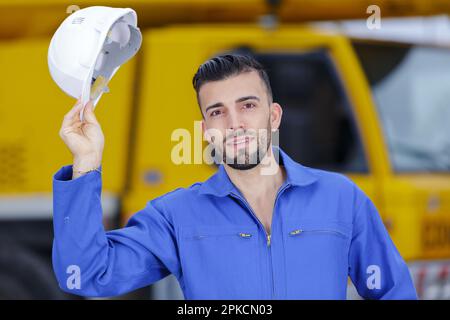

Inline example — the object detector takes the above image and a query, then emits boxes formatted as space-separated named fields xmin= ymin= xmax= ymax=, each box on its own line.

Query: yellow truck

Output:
xmin=0 ymin=0 xmax=449 ymax=299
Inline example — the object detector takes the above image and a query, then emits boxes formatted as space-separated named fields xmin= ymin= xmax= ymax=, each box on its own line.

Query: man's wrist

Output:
xmin=72 ymin=156 xmax=102 ymax=179
xmin=72 ymin=165 xmax=101 ymax=179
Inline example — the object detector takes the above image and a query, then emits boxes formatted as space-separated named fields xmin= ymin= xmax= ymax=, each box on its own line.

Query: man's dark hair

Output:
xmin=192 ymin=54 xmax=273 ymax=115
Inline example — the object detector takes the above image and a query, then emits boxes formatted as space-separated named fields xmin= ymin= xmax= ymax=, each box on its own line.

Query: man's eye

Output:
xmin=210 ymin=110 xmax=221 ymax=117
xmin=243 ymin=103 xmax=255 ymax=109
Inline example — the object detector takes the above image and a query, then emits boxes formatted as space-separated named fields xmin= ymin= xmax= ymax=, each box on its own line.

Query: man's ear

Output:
xmin=270 ymin=102 xmax=283 ymax=131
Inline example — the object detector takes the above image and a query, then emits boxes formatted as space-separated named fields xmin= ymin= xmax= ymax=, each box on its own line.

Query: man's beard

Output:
xmin=214 ymin=119 xmax=272 ymax=170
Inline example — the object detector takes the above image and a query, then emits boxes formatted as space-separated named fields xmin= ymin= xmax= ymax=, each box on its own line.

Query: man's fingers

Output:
xmin=83 ymin=101 xmax=100 ymax=125
xmin=64 ymin=100 xmax=83 ymax=120
xmin=61 ymin=100 xmax=85 ymax=131
xmin=61 ymin=99 xmax=100 ymax=140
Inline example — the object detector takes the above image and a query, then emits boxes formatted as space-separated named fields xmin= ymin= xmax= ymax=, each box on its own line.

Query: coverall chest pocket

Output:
xmin=179 ymin=225 xmax=261 ymax=299
xmin=283 ymin=220 xmax=352 ymax=299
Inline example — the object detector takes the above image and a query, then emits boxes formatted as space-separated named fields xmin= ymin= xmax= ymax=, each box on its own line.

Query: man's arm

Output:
xmin=53 ymin=100 xmax=181 ymax=297
xmin=52 ymin=164 xmax=181 ymax=297
xmin=348 ymin=185 xmax=418 ymax=300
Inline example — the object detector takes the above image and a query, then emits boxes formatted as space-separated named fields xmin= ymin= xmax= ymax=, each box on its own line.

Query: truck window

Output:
xmin=254 ymin=50 xmax=368 ymax=173
xmin=353 ymin=41 xmax=450 ymax=172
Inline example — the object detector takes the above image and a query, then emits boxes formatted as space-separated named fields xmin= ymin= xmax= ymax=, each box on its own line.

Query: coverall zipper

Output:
xmin=230 ymin=182 xmax=291 ymax=299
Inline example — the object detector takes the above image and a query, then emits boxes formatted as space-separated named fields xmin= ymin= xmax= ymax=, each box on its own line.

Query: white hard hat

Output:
xmin=48 ymin=6 xmax=142 ymax=121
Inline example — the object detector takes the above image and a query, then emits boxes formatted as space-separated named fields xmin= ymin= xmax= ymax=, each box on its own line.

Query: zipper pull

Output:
xmin=239 ymin=232 xmax=252 ymax=239
xmin=267 ymin=234 xmax=271 ymax=246
xmin=289 ymin=229 xmax=303 ymax=236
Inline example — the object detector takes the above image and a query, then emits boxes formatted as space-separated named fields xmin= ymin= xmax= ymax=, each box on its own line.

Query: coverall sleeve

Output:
xmin=348 ymin=186 xmax=418 ymax=300
xmin=52 ymin=165 xmax=181 ymax=297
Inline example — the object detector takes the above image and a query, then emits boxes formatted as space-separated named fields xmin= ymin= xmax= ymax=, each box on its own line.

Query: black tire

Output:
xmin=0 ymin=241 xmax=71 ymax=299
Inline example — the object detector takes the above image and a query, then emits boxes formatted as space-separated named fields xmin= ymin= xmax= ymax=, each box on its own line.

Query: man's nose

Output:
xmin=227 ymin=109 xmax=244 ymax=131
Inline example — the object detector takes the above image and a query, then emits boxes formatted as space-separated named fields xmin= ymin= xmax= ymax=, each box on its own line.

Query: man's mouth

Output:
xmin=226 ymin=136 xmax=255 ymax=147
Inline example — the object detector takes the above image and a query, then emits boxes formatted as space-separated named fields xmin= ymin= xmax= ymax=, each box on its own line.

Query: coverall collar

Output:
xmin=198 ymin=146 xmax=319 ymax=197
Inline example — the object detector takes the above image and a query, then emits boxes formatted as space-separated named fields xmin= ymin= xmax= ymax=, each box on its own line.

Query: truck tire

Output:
xmin=0 ymin=241 xmax=69 ymax=299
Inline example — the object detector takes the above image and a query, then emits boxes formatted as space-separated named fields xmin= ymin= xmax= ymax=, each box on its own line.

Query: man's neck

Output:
xmin=223 ymin=147 xmax=286 ymax=200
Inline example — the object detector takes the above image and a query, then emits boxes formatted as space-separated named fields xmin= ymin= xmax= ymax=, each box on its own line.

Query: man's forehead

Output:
xmin=199 ymin=71 xmax=266 ymax=107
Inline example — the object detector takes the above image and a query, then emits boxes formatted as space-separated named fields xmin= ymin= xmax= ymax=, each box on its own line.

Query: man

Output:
xmin=53 ymin=54 xmax=417 ymax=299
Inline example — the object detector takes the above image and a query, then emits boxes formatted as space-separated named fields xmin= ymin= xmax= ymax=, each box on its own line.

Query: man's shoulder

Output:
xmin=302 ymin=165 xmax=369 ymax=208
xmin=153 ymin=181 xmax=205 ymax=203
xmin=147 ymin=179 xmax=212 ymax=213
xmin=142 ymin=180 xmax=215 ymax=224
xmin=300 ymin=164 xmax=356 ymax=190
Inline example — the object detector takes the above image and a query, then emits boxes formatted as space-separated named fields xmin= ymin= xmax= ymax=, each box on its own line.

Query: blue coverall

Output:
xmin=52 ymin=147 xmax=417 ymax=299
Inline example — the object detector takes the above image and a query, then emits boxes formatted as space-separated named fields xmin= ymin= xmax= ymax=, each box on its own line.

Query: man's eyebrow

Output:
xmin=235 ymin=95 xmax=260 ymax=103
xmin=205 ymin=96 xmax=260 ymax=114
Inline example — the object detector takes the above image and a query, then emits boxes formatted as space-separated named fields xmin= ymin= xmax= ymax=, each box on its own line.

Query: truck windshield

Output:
xmin=353 ymin=41 xmax=450 ymax=172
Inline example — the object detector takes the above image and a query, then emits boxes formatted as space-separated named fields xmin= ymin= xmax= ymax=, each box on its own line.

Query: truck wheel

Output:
xmin=0 ymin=242 xmax=70 ymax=299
